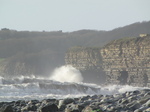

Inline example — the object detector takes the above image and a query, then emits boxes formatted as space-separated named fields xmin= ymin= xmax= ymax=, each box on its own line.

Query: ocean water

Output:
xmin=0 ymin=65 xmax=149 ymax=102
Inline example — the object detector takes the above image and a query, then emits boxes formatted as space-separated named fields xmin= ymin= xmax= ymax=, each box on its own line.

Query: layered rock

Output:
xmin=65 ymin=35 xmax=150 ymax=87
xmin=65 ymin=47 xmax=101 ymax=70
xmin=101 ymin=35 xmax=150 ymax=87
xmin=65 ymin=47 xmax=106 ymax=84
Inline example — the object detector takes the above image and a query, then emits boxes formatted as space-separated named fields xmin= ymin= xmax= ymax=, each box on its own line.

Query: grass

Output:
xmin=114 ymin=37 xmax=135 ymax=43
xmin=0 ymin=58 xmax=5 ymax=63
xmin=68 ymin=46 xmax=100 ymax=52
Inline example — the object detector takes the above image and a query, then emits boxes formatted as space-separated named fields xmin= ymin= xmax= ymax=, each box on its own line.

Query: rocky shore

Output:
xmin=0 ymin=89 xmax=149 ymax=112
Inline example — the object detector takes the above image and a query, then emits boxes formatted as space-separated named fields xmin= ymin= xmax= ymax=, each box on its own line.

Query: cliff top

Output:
xmin=67 ymin=47 xmax=99 ymax=52
xmin=103 ymin=35 xmax=150 ymax=49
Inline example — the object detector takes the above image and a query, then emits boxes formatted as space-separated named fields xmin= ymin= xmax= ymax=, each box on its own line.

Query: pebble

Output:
xmin=0 ymin=89 xmax=149 ymax=112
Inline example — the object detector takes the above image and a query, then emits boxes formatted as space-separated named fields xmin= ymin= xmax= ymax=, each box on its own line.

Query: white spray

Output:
xmin=50 ymin=65 xmax=83 ymax=83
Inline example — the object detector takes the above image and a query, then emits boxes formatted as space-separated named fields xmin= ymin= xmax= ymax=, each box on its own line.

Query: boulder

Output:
xmin=0 ymin=105 xmax=13 ymax=112
xmin=39 ymin=103 xmax=58 ymax=112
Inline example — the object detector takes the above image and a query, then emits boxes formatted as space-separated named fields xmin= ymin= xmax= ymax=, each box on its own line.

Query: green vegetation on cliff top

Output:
xmin=0 ymin=58 xmax=5 ymax=62
xmin=115 ymin=37 xmax=135 ymax=42
xmin=68 ymin=46 xmax=100 ymax=52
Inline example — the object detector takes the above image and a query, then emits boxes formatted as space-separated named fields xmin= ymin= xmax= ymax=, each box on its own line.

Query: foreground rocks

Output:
xmin=0 ymin=89 xmax=150 ymax=112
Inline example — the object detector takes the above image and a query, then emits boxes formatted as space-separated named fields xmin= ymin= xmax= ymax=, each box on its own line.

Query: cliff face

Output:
xmin=65 ymin=36 xmax=150 ymax=87
xmin=101 ymin=36 xmax=150 ymax=87
xmin=65 ymin=47 xmax=101 ymax=70
xmin=65 ymin=47 xmax=106 ymax=84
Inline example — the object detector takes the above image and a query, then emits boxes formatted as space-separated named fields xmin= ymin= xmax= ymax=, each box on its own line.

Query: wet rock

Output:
xmin=41 ymin=99 xmax=56 ymax=105
xmin=145 ymin=100 xmax=150 ymax=107
xmin=0 ymin=89 xmax=150 ymax=112
xmin=82 ymin=106 xmax=104 ymax=112
xmin=145 ymin=108 xmax=150 ymax=112
xmin=64 ymin=98 xmax=75 ymax=105
xmin=21 ymin=104 xmax=37 ymax=112
xmin=65 ymin=103 xmax=84 ymax=112
xmin=79 ymin=96 xmax=91 ymax=102
xmin=58 ymin=98 xmax=75 ymax=111
xmin=134 ymin=106 xmax=149 ymax=112
xmin=128 ymin=103 xmax=141 ymax=110
xmin=81 ymin=106 xmax=93 ymax=112
xmin=39 ymin=103 xmax=58 ymax=112
xmin=138 ymin=97 xmax=149 ymax=105
xmin=0 ymin=105 xmax=13 ymax=112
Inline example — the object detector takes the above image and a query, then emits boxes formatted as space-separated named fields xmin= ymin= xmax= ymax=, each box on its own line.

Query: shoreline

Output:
xmin=0 ymin=89 xmax=150 ymax=112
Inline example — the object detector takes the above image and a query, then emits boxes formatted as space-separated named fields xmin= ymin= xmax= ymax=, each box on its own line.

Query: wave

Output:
xmin=0 ymin=77 xmax=99 ymax=101
xmin=50 ymin=65 xmax=83 ymax=82
xmin=0 ymin=65 xmax=149 ymax=102
xmin=0 ymin=76 xmax=149 ymax=102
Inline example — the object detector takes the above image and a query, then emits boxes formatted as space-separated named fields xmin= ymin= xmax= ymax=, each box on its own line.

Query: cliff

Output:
xmin=101 ymin=35 xmax=150 ymax=87
xmin=65 ymin=47 xmax=106 ymax=84
xmin=65 ymin=35 xmax=150 ymax=87
xmin=65 ymin=47 xmax=101 ymax=70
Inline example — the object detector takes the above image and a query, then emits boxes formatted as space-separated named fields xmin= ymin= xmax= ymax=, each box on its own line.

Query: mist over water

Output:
xmin=50 ymin=65 xmax=83 ymax=83
xmin=0 ymin=65 xmax=149 ymax=102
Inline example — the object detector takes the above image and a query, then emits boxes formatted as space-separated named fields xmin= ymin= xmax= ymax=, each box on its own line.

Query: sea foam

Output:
xmin=50 ymin=65 xmax=83 ymax=83
xmin=0 ymin=65 xmax=149 ymax=102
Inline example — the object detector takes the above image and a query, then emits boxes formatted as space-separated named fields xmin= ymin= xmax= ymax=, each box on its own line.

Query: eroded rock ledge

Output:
xmin=65 ymin=47 xmax=102 ymax=71
xmin=65 ymin=35 xmax=150 ymax=87
xmin=65 ymin=47 xmax=106 ymax=84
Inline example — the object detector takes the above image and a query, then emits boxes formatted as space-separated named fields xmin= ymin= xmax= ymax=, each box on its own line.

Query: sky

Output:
xmin=0 ymin=0 xmax=150 ymax=32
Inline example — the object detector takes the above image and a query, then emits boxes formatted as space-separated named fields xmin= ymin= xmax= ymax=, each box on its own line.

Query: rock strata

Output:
xmin=65 ymin=47 xmax=106 ymax=84
xmin=101 ymin=36 xmax=150 ymax=87
xmin=65 ymin=35 xmax=150 ymax=87
xmin=65 ymin=47 xmax=102 ymax=71
xmin=0 ymin=89 xmax=150 ymax=112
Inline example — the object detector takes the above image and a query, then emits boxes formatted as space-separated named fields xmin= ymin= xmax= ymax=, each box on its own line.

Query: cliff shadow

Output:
xmin=119 ymin=71 xmax=128 ymax=85
xmin=81 ymin=69 xmax=106 ymax=85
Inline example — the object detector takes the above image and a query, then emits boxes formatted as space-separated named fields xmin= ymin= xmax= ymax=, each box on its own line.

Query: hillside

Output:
xmin=0 ymin=21 xmax=150 ymax=77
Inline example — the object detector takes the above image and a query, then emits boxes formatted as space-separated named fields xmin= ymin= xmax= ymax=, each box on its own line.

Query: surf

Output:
xmin=0 ymin=65 xmax=149 ymax=102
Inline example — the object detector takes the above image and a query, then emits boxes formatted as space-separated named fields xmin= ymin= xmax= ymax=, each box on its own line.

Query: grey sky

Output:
xmin=0 ymin=0 xmax=150 ymax=32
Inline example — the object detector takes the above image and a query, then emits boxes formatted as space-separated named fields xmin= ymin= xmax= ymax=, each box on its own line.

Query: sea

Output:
xmin=0 ymin=65 xmax=149 ymax=102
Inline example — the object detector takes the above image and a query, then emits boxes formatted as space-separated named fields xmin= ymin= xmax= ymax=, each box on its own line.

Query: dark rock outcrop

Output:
xmin=0 ymin=105 xmax=13 ymax=112
xmin=39 ymin=103 xmax=58 ymax=112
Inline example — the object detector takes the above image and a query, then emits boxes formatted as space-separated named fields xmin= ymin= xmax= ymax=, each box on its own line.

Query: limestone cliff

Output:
xmin=65 ymin=47 xmax=106 ymax=84
xmin=101 ymin=35 xmax=150 ymax=87
xmin=65 ymin=35 xmax=150 ymax=87
xmin=65 ymin=47 xmax=101 ymax=70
